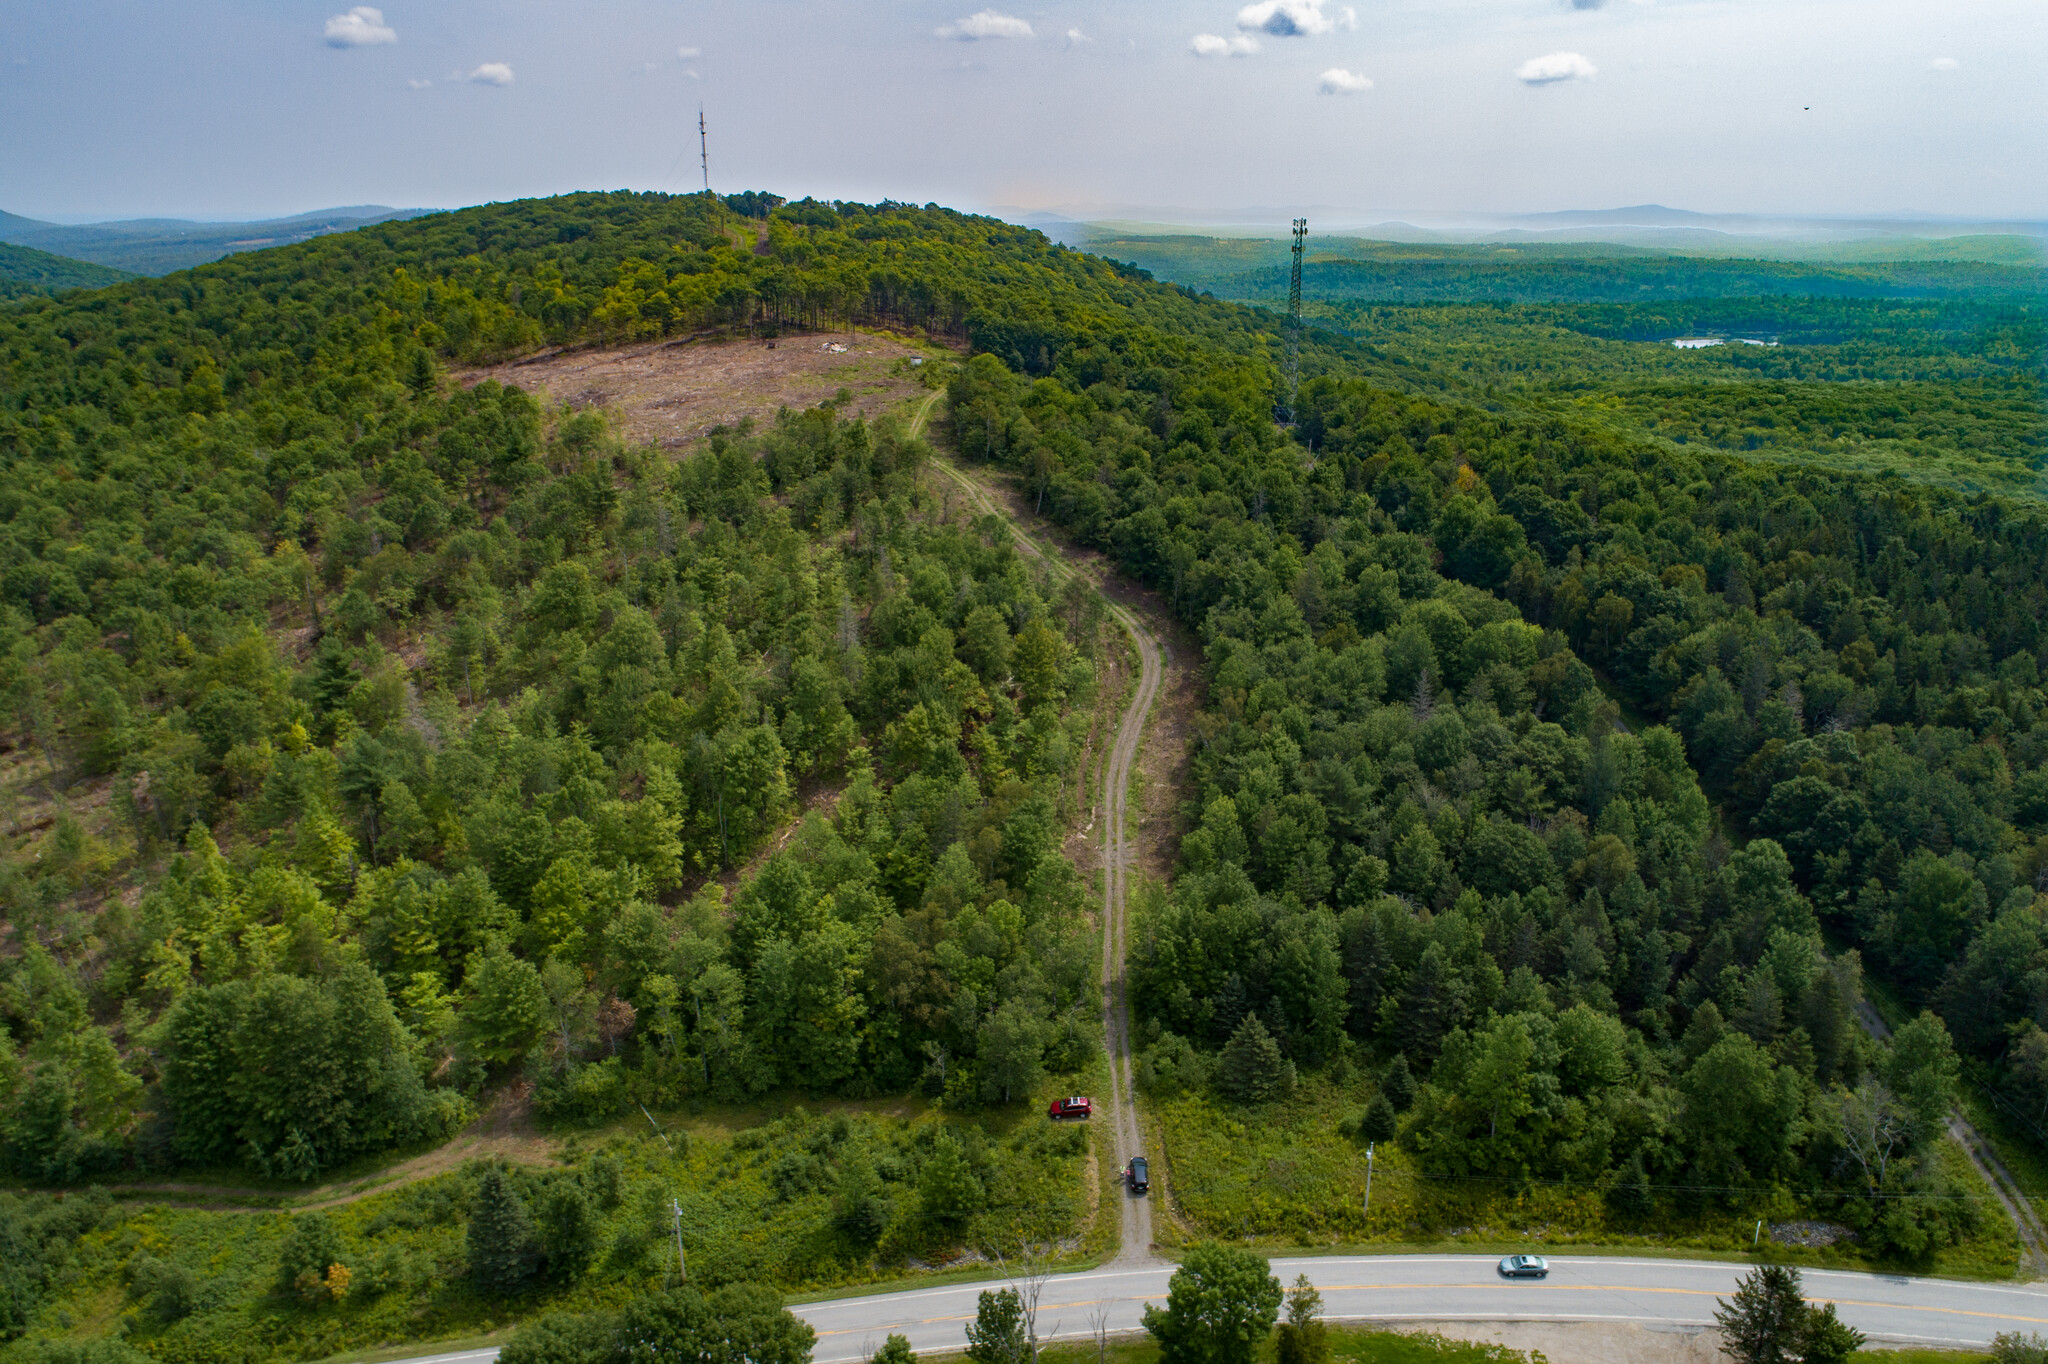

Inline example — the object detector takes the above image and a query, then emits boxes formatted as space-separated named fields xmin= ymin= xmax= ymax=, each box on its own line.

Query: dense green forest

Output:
xmin=0 ymin=191 xmax=1149 ymax=1196
xmin=2 ymin=188 xmax=2047 ymax=1356
xmin=942 ymin=221 xmax=2048 ymax=1260
xmin=1093 ymin=235 xmax=2046 ymax=500
xmin=0 ymin=244 xmax=132 ymax=301
xmin=1089 ymin=234 xmax=2048 ymax=304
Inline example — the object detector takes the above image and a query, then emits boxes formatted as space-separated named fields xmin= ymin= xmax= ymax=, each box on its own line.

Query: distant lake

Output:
xmin=1669 ymin=337 xmax=1781 ymax=349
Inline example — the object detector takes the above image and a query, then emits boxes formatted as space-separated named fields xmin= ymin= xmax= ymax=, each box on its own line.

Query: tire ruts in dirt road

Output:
xmin=916 ymin=397 xmax=1165 ymax=1264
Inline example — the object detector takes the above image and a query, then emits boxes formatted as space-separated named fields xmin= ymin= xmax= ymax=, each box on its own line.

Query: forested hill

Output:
xmin=0 ymin=191 xmax=1173 ymax=1194
xmin=0 ymin=242 xmax=132 ymax=300
xmin=1 ymin=191 xmax=2046 ymax=1276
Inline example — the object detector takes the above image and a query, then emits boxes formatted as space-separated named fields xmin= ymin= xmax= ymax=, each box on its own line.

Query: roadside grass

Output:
xmin=953 ymin=1323 xmax=1548 ymax=1364
xmin=1959 ymin=1088 xmax=2048 ymax=1227
xmin=11 ymin=1092 xmax=1099 ymax=1364
xmin=1150 ymin=1077 xmax=2022 ymax=1281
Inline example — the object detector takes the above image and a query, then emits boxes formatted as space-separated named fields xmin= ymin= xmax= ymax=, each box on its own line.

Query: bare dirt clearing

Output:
xmin=459 ymin=332 xmax=940 ymax=449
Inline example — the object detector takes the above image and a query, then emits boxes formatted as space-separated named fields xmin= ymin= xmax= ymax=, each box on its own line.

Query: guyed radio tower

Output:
xmin=1285 ymin=218 xmax=1307 ymax=421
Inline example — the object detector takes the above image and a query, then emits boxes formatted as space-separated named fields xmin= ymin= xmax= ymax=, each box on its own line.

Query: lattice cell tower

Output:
xmin=1286 ymin=218 xmax=1307 ymax=421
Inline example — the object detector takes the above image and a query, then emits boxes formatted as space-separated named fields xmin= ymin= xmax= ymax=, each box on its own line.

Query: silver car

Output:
xmin=1498 ymin=1254 xmax=1549 ymax=1278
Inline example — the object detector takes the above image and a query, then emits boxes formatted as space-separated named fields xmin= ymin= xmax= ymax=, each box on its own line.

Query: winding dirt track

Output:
xmin=915 ymin=392 xmax=1166 ymax=1263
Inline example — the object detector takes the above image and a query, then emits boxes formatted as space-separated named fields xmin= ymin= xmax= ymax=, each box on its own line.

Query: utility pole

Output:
xmin=672 ymin=1197 xmax=689 ymax=1282
xmin=699 ymin=107 xmax=710 ymax=193
xmin=1285 ymin=217 xmax=1307 ymax=422
xmin=1363 ymin=1142 xmax=1375 ymax=1225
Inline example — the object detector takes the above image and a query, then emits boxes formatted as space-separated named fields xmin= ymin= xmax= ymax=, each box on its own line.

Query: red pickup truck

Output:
xmin=1048 ymin=1096 xmax=1093 ymax=1120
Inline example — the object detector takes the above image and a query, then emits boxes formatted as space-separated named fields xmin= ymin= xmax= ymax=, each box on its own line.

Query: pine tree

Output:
xmin=1358 ymin=1093 xmax=1398 ymax=1144
xmin=468 ymin=1165 xmax=538 ymax=1295
xmin=1606 ymin=1152 xmax=1653 ymax=1221
xmin=1217 ymin=1015 xmax=1288 ymax=1104
xmin=1210 ymin=973 xmax=1250 ymax=1042
xmin=918 ymin=1130 xmax=986 ymax=1225
xmin=535 ymin=1178 xmax=597 ymax=1280
xmin=1713 ymin=1264 xmax=1806 ymax=1364
xmin=836 ymin=1148 xmax=890 ymax=1246
xmin=1380 ymin=1053 xmax=1417 ymax=1112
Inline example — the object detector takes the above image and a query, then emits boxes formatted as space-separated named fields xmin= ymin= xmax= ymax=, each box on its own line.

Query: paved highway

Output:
xmin=376 ymin=1253 xmax=2048 ymax=1364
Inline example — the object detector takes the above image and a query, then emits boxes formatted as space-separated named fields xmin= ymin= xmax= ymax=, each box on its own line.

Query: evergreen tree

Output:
xmin=468 ymin=1166 xmax=539 ymax=1295
xmin=1357 ymin=1094 xmax=1398 ymax=1145
xmin=1393 ymin=944 xmax=1463 ymax=1062
xmin=1210 ymin=974 xmax=1250 ymax=1043
xmin=1713 ymin=1264 xmax=1807 ymax=1364
xmin=1380 ymin=1053 xmax=1417 ymax=1112
xmin=535 ymin=1179 xmax=597 ymax=1281
xmin=835 ymin=1148 xmax=890 ymax=1246
xmin=1606 ymin=1153 xmax=1654 ymax=1221
xmin=918 ymin=1131 xmax=986 ymax=1226
xmin=1217 ymin=1015 xmax=1290 ymax=1105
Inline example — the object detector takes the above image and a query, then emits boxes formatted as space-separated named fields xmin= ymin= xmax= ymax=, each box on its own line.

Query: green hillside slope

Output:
xmin=1 ymin=191 xmax=2046 ymax=1357
xmin=0 ymin=241 xmax=132 ymax=299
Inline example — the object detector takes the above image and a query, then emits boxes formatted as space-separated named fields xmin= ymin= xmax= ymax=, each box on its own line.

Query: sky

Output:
xmin=0 ymin=0 xmax=2041 ymax=224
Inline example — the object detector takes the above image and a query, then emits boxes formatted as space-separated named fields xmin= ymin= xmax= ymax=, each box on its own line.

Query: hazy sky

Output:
xmin=0 ymin=0 xmax=2040 ymax=222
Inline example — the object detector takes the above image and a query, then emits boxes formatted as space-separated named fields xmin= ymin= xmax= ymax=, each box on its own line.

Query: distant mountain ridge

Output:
xmin=0 ymin=205 xmax=440 ymax=276
xmin=1017 ymin=203 xmax=2048 ymax=263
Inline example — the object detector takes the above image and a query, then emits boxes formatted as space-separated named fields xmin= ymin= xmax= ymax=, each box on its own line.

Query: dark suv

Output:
xmin=1127 ymin=1157 xmax=1149 ymax=1194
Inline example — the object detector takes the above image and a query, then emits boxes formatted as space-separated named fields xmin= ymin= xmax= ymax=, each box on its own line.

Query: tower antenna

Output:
xmin=1285 ymin=218 xmax=1307 ymax=422
xmin=699 ymin=107 xmax=710 ymax=193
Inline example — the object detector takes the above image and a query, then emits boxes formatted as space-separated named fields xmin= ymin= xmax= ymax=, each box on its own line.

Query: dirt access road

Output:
xmin=913 ymin=392 xmax=1169 ymax=1266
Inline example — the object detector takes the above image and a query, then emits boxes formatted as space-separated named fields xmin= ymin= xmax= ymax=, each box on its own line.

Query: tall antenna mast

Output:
xmin=698 ymin=107 xmax=709 ymax=193
xmin=1285 ymin=218 xmax=1307 ymax=422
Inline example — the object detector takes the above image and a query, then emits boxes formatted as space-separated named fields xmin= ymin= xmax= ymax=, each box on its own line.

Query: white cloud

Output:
xmin=1236 ymin=0 xmax=1351 ymax=37
xmin=1191 ymin=32 xmax=1260 ymax=56
xmin=1516 ymin=51 xmax=1596 ymax=84
xmin=407 ymin=77 xmax=432 ymax=89
xmin=936 ymin=10 xmax=1034 ymax=40
xmin=1318 ymin=67 xmax=1372 ymax=94
xmin=1930 ymin=56 xmax=1959 ymax=71
xmin=467 ymin=62 xmax=514 ymax=85
xmin=678 ymin=46 xmax=701 ymax=59
xmin=1066 ymin=28 xmax=1090 ymax=45
xmin=324 ymin=6 xmax=396 ymax=48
